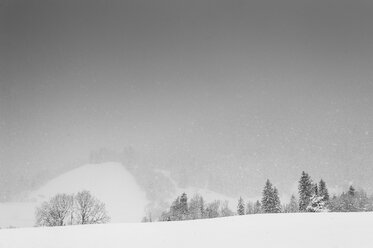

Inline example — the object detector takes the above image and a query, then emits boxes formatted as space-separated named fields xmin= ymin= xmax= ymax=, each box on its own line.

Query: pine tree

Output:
xmin=348 ymin=185 xmax=355 ymax=197
xmin=253 ymin=200 xmax=262 ymax=214
xmin=261 ymin=179 xmax=276 ymax=213
xmin=318 ymin=179 xmax=329 ymax=202
xmin=199 ymin=195 xmax=205 ymax=217
xmin=188 ymin=194 xmax=204 ymax=220
xmin=246 ymin=201 xmax=254 ymax=214
xmin=287 ymin=194 xmax=299 ymax=213
xmin=204 ymin=201 xmax=220 ymax=219
xmin=273 ymin=187 xmax=281 ymax=213
xmin=179 ymin=193 xmax=188 ymax=220
xmin=306 ymin=195 xmax=328 ymax=212
xmin=327 ymin=187 xmax=371 ymax=212
xmin=290 ymin=195 xmax=298 ymax=212
xmin=237 ymin=197 xmax=245 ymax=215
xmin=313 ymin=183 xmax=318 ymax=196
xmin=170 ymin=196 xmax=181 ymax=221
xmin=345 ymin=186 xmax=357 ymax=211
xmin=298 ymin=171 xmax=313 ymax=211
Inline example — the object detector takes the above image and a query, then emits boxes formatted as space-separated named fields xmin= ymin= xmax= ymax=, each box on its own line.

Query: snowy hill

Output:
xmin=0 ymin=161 xmax=245 ymax=228
xmin=1 ymin=212 xmax=372 ymax=248
xmin=0 ymin=162 xmax=148 ymax=227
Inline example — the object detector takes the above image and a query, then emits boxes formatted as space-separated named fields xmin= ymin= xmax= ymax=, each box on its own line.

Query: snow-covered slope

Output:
xmin=0 ymin=162 xmax=148 ymax=227
xmin=1 ymin=212 xmax=372 ymax=248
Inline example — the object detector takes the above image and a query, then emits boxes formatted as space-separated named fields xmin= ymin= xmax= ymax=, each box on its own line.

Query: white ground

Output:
xmin=0 ymin=212 xmax=372 ymax=248
xmin=0 ymin=162 xmax=148 ymax=228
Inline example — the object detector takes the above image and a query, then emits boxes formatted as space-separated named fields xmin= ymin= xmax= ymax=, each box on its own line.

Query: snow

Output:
xmin=0 ymin=162 xmax=148 ymax=228
xmin=0 ymin=202 xmax=35 ymax=228
xmin=0 ymin=212 xmax=372 ymax=248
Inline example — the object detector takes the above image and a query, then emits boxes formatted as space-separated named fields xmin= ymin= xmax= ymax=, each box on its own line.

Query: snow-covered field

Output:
xmin=0 ymin=162 xmax=148 ymax=227
xmin=0 ymin=212 xmax=372 ymax=248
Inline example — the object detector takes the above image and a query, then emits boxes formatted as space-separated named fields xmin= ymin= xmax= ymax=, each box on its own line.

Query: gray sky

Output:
xmin=1 ymin=0 xmax=373 ymax=197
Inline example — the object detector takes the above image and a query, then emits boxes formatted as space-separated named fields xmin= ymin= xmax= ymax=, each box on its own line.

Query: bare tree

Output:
xmin=74 ymin=190 xmax=110 ymax=224
xmin=35 ymin=193 xmax=74 ymax=227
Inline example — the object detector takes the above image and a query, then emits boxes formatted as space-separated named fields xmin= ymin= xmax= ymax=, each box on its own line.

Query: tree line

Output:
xmin=33 ymin=171 xmax=373 ymax=226
xmin=149 ymin=171 xmax=373 ymax=222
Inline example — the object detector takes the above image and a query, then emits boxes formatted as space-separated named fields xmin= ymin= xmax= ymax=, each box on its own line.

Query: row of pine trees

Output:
xmin=149 ymin=171 xmax=373 ymax=222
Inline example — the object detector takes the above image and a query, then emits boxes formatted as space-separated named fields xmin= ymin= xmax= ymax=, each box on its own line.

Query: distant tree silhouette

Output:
xmin=318 ymin=179 xmax=329 ymax=202
xmin=237 ymin=197 xmax=245 ymax=215
xmin=220 ymin=200 xmax=234 ymax=217
xmin=188 ymin=194 xmax=205 ymax=220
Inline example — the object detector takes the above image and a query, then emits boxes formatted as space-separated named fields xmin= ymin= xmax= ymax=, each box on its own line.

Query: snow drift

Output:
xmin=0 ymin=212 xmax=372 ymax=248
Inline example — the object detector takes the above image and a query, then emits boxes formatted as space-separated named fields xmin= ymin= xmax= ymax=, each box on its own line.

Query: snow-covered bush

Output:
xmin=306 ymin=195 xmax=329 ymax=212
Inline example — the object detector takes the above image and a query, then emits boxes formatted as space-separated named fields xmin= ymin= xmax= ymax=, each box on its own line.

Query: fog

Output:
xmin=1 ymin=0 xmax=373 ymax=201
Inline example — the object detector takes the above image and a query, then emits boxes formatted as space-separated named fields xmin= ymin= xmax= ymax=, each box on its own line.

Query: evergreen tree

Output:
xmin=159 ymin=211 xmax=171 ymax=221
xmin=261 ymin=179 xmax=277 ymax=213
xmin=344 ymin=187 xmax=358 ymax=212
xmin=199 ymin=195 xmax=205 ymax=217
xmin=237 ymin=197 xmax=245 ymax=215
xmin=298 ymin=171 xmax=313 ymax=211
xmin=204 ymin=200 xmax=220 ymax=219
xmin=348 ymin=185 xmax=355 ymax=197
xmin=306 ymin=195 xmax=329 ymax=212
xmin=273 ymin=187 xmax=281 ymax=213
xmin=355 ymin=190 xmax=370 ymax=211
xmin=170 ymin=196 xmax=181 ymax=221
xmin=328 ymin=188 xmax=371 ymax=212
xmin=253 ymin=200 xmax=262 ymax=214
xmin=188 ymin=194 xmax=204 ymax=220
xmin=313 ymin=183 xmax=318 ymax=196
xmin=285 ymin=194 xmax=299 ymax=213
xmin=246 ymin=201 xmax=254 ymax=215
xmin=318 ymin=179 xmax=329 ymax=202
xmin=220 ymin=200 xmax=234 ymax=217
xmin=179 ymin=193 xmax=188 ymax=220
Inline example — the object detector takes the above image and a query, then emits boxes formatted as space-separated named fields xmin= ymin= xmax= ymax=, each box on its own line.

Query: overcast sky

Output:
xmin=1 ymin=0 xmax=373 ymax=197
